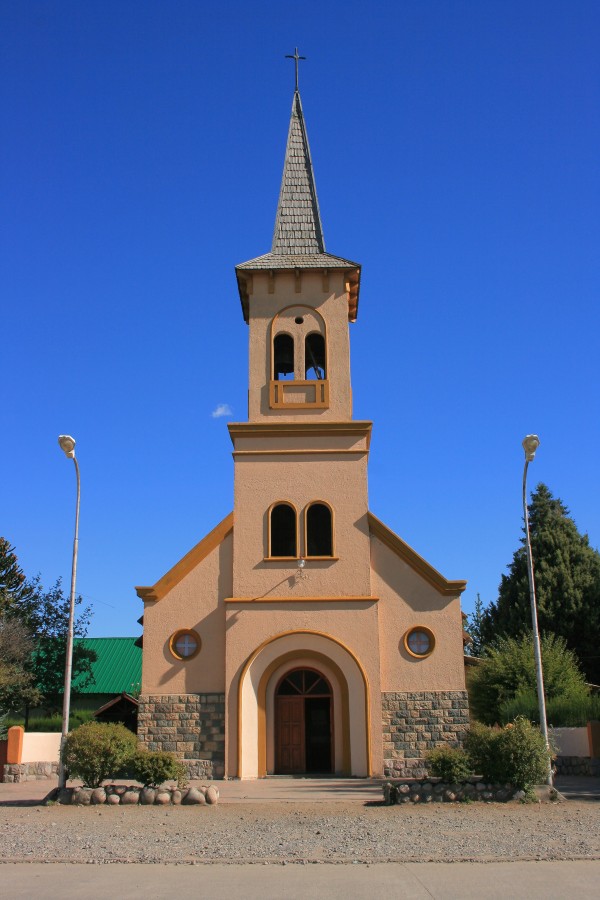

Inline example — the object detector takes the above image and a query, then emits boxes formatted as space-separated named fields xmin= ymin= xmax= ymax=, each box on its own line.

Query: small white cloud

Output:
xmin=211 ymin=403 xmax=233 ymax=419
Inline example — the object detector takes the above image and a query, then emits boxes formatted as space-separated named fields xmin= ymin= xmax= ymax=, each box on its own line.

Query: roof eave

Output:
xmin=235 ymin=259 xmax=361 ymax=324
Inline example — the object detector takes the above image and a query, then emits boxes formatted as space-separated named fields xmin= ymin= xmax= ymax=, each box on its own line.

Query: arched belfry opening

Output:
xmin=273 ymin=333 xmax=295 ymax=381
xmin=305 ymin=332 xmax=326 ymax=380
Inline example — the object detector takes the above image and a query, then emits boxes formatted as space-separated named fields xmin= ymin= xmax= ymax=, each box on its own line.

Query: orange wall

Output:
xmin=372 ymin=535 xmax=466 ymax=692
xmin=141 ymin=533 xmax=233 ymax=694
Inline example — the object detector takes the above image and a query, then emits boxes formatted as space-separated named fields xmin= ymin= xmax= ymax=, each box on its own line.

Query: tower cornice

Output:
xmin=228 ymin=420 xmax=372 ymax=448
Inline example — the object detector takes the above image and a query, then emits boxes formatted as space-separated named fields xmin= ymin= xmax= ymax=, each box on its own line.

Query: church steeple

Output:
xmin=235 ymin=77 xmax=361 ymax=325
xmin=271 ymin=90 xmax=325 ymax=255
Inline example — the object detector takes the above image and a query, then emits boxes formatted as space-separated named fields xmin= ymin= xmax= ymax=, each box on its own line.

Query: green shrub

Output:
xmin=465 ymin=718 xmax=552 ymax=789
xmin=62 ymin=722 xmax=138 ymax=787
xmin=425 ymin=745 xmax=473 ymax=781
xmin=132 ymin=749 xmax=187 ymax=788
xmin=464 ymin=722 xmax=501 ymax=780
xmin=468 ymin=633 xmax=589 ymax=725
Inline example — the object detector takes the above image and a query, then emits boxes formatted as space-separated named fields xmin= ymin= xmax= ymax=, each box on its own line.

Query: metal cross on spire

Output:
xmin=285 ymin=47 xmax=306 ymax=93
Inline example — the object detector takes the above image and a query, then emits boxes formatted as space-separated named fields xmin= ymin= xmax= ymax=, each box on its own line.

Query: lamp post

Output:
xmin=57 ymin=434 xmax=80 ymax=791
xmin=522 ymin=434 xmax=552 ymax=785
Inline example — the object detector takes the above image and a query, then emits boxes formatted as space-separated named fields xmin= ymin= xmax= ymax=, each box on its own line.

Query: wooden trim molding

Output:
xmin=269 ymin=379 xmax=329 ymax=409
xmin=368 ymin=512 xmax=467 ymax=597
xmin=135 ymin=511 xmax=234 ymax=603
xmin=225 ymin=595 xmax=377 ymax=603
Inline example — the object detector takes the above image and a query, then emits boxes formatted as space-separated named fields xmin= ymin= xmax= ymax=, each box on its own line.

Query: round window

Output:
xmin=404 ymin=626 xmax=435 ymax=659
xmin=294 ymin=316 xmax=304 ymax=324
xmin=169 ymin=629 xmax=201 ymax=660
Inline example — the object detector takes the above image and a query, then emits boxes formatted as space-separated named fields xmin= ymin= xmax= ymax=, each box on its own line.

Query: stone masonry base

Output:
xmin=1 ymin=761 xmax=59 ymax=783
xmin=137 ymin=693 xmax=225 ymax=780
xmin=555 ymin=755 xmax=600 ymax=776
xmin=382 ymin=690 xmax=470 ymax=778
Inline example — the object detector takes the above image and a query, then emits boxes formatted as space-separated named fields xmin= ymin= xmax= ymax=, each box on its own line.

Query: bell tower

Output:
xmin=229 ymin=79 xmax=372 ymax=601
xmin=235 ymin=88 xmax=361 ymax=423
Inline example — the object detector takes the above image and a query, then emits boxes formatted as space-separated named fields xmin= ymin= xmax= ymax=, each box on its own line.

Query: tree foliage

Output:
xmin=0 ymin=616 xmax=40 ymax=712
xmin=480 ymin=484 xmax=600 ymax=683
xmin=0 ymin=538 xmax=37 ymax=616
xmin=24 ymin=576 xmax=96 ymax=713
xmin=0 ymin=538 xmax=96 ymax=715
xmin=468 ymin=632 xmax=589 ymax=725
xmin=465 ymin=593 xmax=486 ymax=657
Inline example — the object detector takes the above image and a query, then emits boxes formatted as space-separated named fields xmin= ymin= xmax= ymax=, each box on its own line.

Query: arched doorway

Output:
xmin=275 ymin=668 xmax=333 ymax=774
xmin=237 ymin=630 xmax=371 ymax=778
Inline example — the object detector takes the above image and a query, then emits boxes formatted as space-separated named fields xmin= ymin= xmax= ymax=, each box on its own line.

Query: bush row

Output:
xmin=426 ymin=717 xmax=552 ymax=790
xmin=3 ymin=710 xmax=96 ymax=733
xmin=499 ymin=690 xmax=600 ymax=728
xmin=62 ymin=722 xmax=187 ymax=788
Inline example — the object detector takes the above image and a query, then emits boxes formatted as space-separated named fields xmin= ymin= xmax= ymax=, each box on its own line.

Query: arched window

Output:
xmin=273 ymin=333 xmax=295 ymax=380
xmin=305 ymin=333 xmax=326 ymax=380
xmin=269 ymin=503 xmax=297 ymax=557
xmin=305 ymin=502 xmax=333 ymax=557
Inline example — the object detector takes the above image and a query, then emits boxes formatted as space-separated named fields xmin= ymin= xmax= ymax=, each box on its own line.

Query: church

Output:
xmin=136 ymin=76 xmax=469 ymax=780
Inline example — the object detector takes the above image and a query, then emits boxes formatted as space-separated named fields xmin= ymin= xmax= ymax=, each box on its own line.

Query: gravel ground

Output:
xmin=0 ymin=801 xmax=598 ymax=865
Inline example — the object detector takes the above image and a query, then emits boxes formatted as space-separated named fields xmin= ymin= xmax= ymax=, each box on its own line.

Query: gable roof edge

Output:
xmin=368 ymin=512 xmax=466 ymax=597
xmin=136 ymin=512 xmax=234 ymax=603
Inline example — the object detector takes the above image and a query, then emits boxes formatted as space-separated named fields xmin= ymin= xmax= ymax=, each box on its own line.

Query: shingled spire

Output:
xmin=236 ymin=81 xmax=361 ymax=323
xmin=271 ymin=90 xmax=325 ymax=255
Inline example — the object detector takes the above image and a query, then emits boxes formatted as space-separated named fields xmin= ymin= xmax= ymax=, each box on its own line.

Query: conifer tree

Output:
xmin=481 ymin=484 xmax=600 ymax=684
xmin=465 ymin=593 xmax=486 ymax=657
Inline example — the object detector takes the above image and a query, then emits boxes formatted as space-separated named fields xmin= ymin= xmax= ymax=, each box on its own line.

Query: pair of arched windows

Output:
xmin=273 ymin=332 xmax=326 ymax=381
xmin=268 ymin=502 xmax=334 ymax=559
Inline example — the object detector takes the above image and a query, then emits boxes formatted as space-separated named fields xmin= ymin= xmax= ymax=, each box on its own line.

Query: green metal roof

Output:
xmin=72 ymin=638 xmax=142 ymax=695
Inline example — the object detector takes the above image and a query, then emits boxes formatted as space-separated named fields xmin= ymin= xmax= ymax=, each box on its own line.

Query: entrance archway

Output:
xmin=236 ymin=630 xmax=371 ymax=778
xmin=275 ymin=668 xmax=333 ymax=774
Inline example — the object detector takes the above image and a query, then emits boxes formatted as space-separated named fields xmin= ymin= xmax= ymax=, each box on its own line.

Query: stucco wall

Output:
xmin=232 ymin=452 xmax=371 ymax=599
xmin=20 ymin=732 xmax=62 ymax=764
xmin=371 ymin=534 xmax=466 ymax=692
xmin=141 ymin=532 xmax=232 ymax=694
xmin=551 ymin=726 xmax=590 ymax=757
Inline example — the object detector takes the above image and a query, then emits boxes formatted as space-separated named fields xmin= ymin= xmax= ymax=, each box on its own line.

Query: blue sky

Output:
xmin=2 ymin=1 xmax=599 ymax=637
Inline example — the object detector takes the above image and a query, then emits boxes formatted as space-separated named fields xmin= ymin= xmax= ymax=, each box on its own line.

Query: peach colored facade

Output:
xmin=136 ymin=87 xmax=469 ymax=780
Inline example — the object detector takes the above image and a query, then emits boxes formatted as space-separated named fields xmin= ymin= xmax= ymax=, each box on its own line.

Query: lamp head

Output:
xmin=297 ymin=558 xmax=306 ymax=569
xmin=522 ymin=434 xmax=540 ymax=462
xmin=58 ymin=435 xmax=76 ymax=459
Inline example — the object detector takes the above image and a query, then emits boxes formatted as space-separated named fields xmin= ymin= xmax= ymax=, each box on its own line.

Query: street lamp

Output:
xmin=57 ymin=434 xmax=81 ymax=791
xmin=522 ymin=434 xmax=552 ymax=785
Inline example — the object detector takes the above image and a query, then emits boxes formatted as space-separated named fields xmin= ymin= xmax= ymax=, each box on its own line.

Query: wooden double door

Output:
xmin=275 ymin=668 xmax=333 ymax=774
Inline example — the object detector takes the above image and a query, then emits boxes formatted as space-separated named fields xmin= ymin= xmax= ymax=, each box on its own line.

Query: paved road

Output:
xmin=3 ymin=860 xmax=600 ymax=899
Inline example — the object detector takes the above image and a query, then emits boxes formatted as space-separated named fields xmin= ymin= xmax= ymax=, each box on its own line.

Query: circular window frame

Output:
xmin=403 ymin=626 xmax=435 ymax=659
xmin=169 ymin=628 xmax=201 ymax=661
